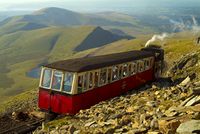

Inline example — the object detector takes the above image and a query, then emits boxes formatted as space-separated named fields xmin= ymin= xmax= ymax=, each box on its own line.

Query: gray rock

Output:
xmin=150 ymin=118 xmax=159 ymax=130
xmin=176 ymin=120 xmax=200 ymax=134
xmin=180 ymin=95 xmax=195 ymax=107
xmin=68 ymin=125 xmax=76 ymax=134
xmin=194 ymin=81 xmax=200 ymax=87
xmin=146 ymin=101 xmax=157 ymax=107
xmin=185 ymin=96 xmax=200 ymax=106
xmin=84 ymin=121 xmax=96 ymax=127
xmin=179 ymin=77 xmax=191 ymax=87
xmin=192 ymin=87 xmax=200 ymax=95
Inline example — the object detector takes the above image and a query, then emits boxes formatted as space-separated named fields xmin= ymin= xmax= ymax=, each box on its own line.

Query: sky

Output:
xmin=0 ymin=0 xmax=200 ymax=12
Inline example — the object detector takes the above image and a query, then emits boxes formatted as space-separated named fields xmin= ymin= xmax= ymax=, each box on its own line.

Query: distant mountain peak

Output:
xmin=74 ymin=26 xmax=131 ymax=51
xmin=33 ymin=7 xmax=77 ymax=15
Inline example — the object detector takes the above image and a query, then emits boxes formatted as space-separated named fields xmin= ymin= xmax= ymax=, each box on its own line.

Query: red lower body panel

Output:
xmin=38 ymin=69 xmax=154 ymax=114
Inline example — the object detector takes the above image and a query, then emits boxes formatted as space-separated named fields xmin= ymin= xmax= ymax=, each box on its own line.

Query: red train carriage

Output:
xmin=38 ymin=46 xmax=164 ymax=115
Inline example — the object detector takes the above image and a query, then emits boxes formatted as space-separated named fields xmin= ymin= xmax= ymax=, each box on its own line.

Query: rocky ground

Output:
xmin=32 ymin=52 xmax=200 ymax=134
xmin=0 ymin=51 xmax=200 ymax=134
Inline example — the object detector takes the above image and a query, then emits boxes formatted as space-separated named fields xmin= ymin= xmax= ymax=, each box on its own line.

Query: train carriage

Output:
xmin=38 ymin=46 xmax=164 ymax=115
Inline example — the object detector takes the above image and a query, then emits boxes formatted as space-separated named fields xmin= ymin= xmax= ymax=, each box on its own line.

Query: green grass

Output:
xmin=1 ymin=25 xmax=200 ymax=114
xmin=0 ymin=26 xmax=98 ymax=105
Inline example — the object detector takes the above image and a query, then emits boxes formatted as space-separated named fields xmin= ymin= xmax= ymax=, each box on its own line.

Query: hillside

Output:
xmin=0 ymin=7 xmax=134 ymax=27
xmin=0 ymin=7 xmax=155 ymax=36
xmin=0 ymin=25 xmax=132 ymax=105
xmin=0 ymin=30 xmax=200 ymax=134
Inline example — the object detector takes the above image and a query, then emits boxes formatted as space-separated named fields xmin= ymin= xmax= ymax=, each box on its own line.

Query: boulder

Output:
xmin=158 ymin=119 xmax=181 ymax=134
xmin=176 ymin=120 xmax=200 ymax=134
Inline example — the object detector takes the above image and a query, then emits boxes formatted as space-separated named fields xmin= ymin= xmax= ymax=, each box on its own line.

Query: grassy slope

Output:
xmin=73 ymin=31 xmax=200 ymax=63
xmin=1 ymin=30 xmax=200 ymax=114
xmin=0 ymin=26 xmax=97 ymax=104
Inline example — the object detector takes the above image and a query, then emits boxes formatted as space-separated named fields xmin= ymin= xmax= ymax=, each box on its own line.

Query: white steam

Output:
xmin=192 ymin=16 xmax=198 ymax=26
xmin=145 ymin=15 xmax=200 ymax=47
xmin=170 ymin=15 xmax=200 ymax=33
xmin=145 ymin=33 xmax=168 ymax=47
xmin=191 ymin=15 xmax=200 ymax=33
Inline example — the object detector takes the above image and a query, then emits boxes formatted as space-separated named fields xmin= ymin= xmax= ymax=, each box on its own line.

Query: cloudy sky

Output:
xmin=0 ymin=0 xmax=200 ymax=12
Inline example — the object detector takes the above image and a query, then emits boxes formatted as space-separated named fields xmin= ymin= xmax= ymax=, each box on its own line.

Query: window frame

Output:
xmin=40 ymin=67 xmax=53 ymax=89
xmin=62 ymin=72 xmax=74 ymax=94
xmin=107 ymin=67 xmax=113 ymax=84
xmin=137 ymin=60 xmax=145 ymax=73
xmin=111 ymin=65 xmax=119 ymax=82
xmin=93 ymin=70 xmax=100 ymax=88
xmin=99 ymin=68 xmax=108 ymax=86
xmin=122 ymin=63 xmax=129 ymax=78
xmin=74 ymin=57 xmax=155 ymax=94
xmin=77 ymin=73 xmax=84 ymax=93
xmin=87 ymin=71 xmax=94 ymax=90
xmin=51 ymin=70 xmax=64 ymax=92
xmin=149 ymin=57 xmax=154 ymax=67
xmin=144 ymin=58 xmax=151 ymax=70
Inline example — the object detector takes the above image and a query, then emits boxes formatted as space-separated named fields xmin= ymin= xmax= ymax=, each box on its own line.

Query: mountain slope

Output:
xmin=75 ymin=27 xmax=134 ymax=51
xmin=0 ymin=7 xmax=134 ymax=28
xmin=0 ymin=25 xmax=132 ymax=104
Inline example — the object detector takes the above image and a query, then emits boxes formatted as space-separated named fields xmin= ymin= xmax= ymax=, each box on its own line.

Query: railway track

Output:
xmin=0 ymin=116 xmax=44 ymax=134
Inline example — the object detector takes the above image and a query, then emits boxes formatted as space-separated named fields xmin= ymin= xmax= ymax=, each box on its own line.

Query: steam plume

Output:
xmin=191 ymin=16 xmax=200 ymax=33
xmin=145 ymin=33 xmax=168 ymax=47
xmin=192 ymin=15 xmax=198 ymax=26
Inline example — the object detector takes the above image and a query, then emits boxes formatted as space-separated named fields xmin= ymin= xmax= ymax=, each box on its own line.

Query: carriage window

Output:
xmin=112 ymin=66 xmax=118 ymax=81
xmin=150 ymin=57 xmax=154 ymax=67
xmin=119 ymin=65 xmax=123 ymax=79
xmin=99 ymin=68 xmax=107 ymax=85
xmin=88 ymin=72 xmax=93 ymax=89
xmin=78 ymin=75 xmax=83 ymax=93
xmin=107 ymin=68 xmax=112 ymax=83
xmin=41 ymin=68 xmax=52 ymax=88
xmin=52 ymin=71 xmax=63 ymax=90
xmin=94 ymin=71 xmax=99 ymax=87
xmin=132 ymin=62 xmax=137 ymax=74
xmin=83 ymin=73 xmax=88 ymax=91
xmin=145 ymin=59 xmax=150 ymax=70
xmin=129 ymin=62 xmax=137 ymax=75
xmin=128 ymin=64 xmax=132 ymax=76
xmin=138 ymin=61 xmax=144 ymax=72
xmin=122 ymin=64 xmax=128 ymax=77
xmin=63 ymin=73 xmax=73 ymax=93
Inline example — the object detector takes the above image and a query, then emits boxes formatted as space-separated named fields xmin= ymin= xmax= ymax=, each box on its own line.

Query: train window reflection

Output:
xmin=99 ymin=68 xmax=107 ymax=85
xmin=89 ymin=72 xmax=93 ymax=89
xmin=138 ymin=61 xmax=144 ymax=72
xmin=52 ymin=71 xmax=63 ymax=90
xmin=112 ymin=66 xmax=118 ymax=81
xmin=94 ymin=71 xmax=99 ymax=87
xmin=78 ymin=75 xmax=83 ymax=93
xmin=63 ymin=73 xmax=73 ymax=93
xmin=83 ymin=73 xmax=88 ymax=91
xmin=41 ymin=69 xmax=52 ymax=88
xmin=122 ymin=64 xmax=128 ymax=77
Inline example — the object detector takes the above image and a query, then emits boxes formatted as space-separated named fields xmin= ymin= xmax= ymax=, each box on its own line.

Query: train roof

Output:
xmin=44 ymin=50 xmax=154 ymax=73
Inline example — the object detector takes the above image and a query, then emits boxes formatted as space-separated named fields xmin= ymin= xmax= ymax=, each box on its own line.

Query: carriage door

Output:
xmin=49 ymin=70 xmax=63 ymax=113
